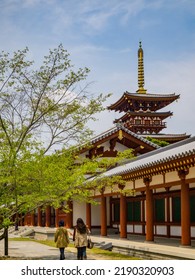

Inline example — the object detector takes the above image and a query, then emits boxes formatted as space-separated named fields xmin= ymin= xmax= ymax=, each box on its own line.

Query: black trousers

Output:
xmin=77 ymin=246 xmax=86 ymax=260
xmin=59 ymin=247 xmax=65 ymax=260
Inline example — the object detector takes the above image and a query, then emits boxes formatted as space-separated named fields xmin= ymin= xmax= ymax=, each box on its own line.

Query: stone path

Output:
xmin=0 ymin=240 xmax=106 ymax=260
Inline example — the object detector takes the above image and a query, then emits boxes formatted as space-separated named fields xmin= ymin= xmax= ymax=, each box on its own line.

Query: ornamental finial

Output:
xmin=136 ymin=41 xmax=147 ymax=94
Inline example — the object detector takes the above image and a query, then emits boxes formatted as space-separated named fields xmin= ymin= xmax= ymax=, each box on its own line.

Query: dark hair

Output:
xmin=76 ymin=218 xmax=86 ymax=234
xmin=59 ymin=220 xmax=64 ymax=227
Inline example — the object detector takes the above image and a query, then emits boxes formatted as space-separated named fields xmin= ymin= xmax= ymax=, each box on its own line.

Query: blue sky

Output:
xmin=0 ymin=0 xmax=195 ymax=137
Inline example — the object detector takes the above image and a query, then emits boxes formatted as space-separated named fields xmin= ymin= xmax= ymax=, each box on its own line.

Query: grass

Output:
xmin=87 ymin=247 xmax=140 ymax=260
xmin=6 ymin=237 xmax=140 ymax=260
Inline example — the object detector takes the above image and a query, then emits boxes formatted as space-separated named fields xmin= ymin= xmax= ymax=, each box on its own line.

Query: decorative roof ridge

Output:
xmin=77 ymin=123 xmax=160 ymax=151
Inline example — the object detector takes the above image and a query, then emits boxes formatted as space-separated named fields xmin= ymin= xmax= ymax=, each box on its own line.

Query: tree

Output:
xmin=146 ymin=136 xmax=169 ymax=147
xmin=0 ymin=45 xmax=111 ymax=255
xmin=12 ymin=148 xmax=129 ymax=212
xmin=0 ymin=143 xmax=133 ymax=256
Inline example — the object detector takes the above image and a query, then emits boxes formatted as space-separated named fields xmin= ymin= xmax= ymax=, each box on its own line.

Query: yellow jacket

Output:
xmin=54 ymin=227 xmax=69 ymax=248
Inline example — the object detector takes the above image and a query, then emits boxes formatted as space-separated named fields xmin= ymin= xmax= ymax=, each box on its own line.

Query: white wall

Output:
xmin=73 ymin=197 xmax=110 ymax=227
xmin=72 ymin=201 xmax=86 ymax=226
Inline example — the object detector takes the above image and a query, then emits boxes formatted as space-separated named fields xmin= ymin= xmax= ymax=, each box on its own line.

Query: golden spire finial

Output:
xmin=136 ymin=41 xmax=147 ymax=94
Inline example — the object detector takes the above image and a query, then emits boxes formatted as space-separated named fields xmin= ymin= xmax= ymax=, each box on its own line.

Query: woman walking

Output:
xmin=54 ymin=220 xmax=69 ymax=260
xmin=73 ymin=218 xmax=90 ymax=260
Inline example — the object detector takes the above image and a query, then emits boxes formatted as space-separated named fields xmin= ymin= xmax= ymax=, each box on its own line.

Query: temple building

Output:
xmin=21 ymin=43 xmax=195 ymax=247
xmin=108 ymin=42 xmax=190 ymax=144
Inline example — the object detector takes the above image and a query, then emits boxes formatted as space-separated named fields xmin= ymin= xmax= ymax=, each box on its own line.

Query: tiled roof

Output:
xmin=114 ymin=111 xmax=173 ymax=124
xmin=108 ymin=92 xmax=180 ymax=112
xmin=97 ymin=136 xmax=195 ymax=177
xmin=141 ymin=133 xmax=190 ymax=138
xmin=78 ymin=123 xmax=160 ymax=150
xmin=125 ymin=92 xmax=179 ymax=99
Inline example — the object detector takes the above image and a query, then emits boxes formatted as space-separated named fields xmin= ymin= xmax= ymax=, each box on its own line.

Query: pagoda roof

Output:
xmin=77 ymin=124 xmax=160 ymax=154
xmin=141 ymin=133 xmax=191 ymax=144
xmin=114 ymin=111 xmax=173 ymax=123
xmin=108 ymin=91 xmax=180 ymax=112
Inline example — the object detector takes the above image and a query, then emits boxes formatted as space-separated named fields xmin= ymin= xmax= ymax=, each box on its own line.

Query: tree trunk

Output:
xmin=4 ymin=228 xmax=8 ymax=256
xmin=0 ymin=230 xmax=5 ymax=240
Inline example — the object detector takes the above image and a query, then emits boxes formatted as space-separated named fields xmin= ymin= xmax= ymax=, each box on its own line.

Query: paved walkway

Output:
xmin=91 ymin=234 xmax=195 ymax=260
xmin=1 ymin=229 xmax=195 ymax=260
xmin=0 ymin=239 xmax=113 ymax=260
xmin=0 ymin=240 xmax=63 ymax=260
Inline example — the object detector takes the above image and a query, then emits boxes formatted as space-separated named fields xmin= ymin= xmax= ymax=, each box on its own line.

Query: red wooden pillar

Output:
xmin=86 ymin=202 xmax=91 ymax=230
xmin=141 ymin=191 xmax=145 ymax=235
xmin=55 ymin=208 xmax=59 ymax=227
xmin=179 ymin=170 xmax=190 ymax=246
xmin=144 ymin=177 xmax=154 ymax=242
xmin=30 ymin=211 xmax=35 ymax=226
xmin=37 ymin=207 xmax=42 ymax=227
xmin=45 ymin=206 xmax=51 ymax=227
xmin=100 ymin=189 xmax=107 ymax=236
xmin=119 ymin=188 xmax=127 ymax=238
xmin=24 ymin=215 xmax=27 ymax=226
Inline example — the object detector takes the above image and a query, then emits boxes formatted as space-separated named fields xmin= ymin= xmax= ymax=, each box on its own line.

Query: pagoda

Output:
xmin=108 ymin=42 xmax=190 ymax=144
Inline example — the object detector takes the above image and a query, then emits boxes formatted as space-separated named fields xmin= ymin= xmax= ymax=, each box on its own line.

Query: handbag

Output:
xmin=87 ymin=237 xmax=94 ymax=249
